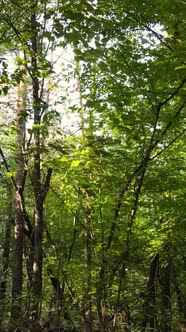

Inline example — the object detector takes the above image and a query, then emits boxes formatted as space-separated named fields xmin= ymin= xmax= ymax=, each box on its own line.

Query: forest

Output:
xmin=0 ymin=0 xmax=186 ymax=331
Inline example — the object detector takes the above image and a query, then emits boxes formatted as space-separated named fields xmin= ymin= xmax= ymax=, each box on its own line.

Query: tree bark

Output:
xmin=11 ymin=72 xmax=27 ymax=321
xmin=29 ymin=7 xmax=43 ymax=322
xmin=81 ymin=191 xmax=93 ymax=332
xmin=160 ymin=259 xmax=171 ymax=332
xmin=175 ymin=280 xmax=186 ymax=331
xmin=141 ymin=253 xmax=159 ymax=332
xmin=0 ymin=213 xmax=11 ymax=326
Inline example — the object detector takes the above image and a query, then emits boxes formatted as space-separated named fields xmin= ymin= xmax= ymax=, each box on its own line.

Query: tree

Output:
xmin=0 ymin=0 xmax=186 ymax=331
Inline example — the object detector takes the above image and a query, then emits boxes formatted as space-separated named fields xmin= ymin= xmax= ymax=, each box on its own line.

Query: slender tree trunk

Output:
xmin=11 ymin=73 xmax=27 ymax=322
xmin=75 ymin=60 xmax=94 ymax=331
xmin=175 ymin=280 xmax=186 ymax=331
xmin=74 ymin=47 xmax=85 ymax=136
xmin=96 ymin=183 xmax=107 ymax=332
xmin=0 ymin=218 xmax=11 ymax=301
xmin=29 ymin=8 xmax=43 ymax=324
xmin=11 ymin=191 xmax=24 ymax=320
xmin=82 ymin=202 xmax=93 ymax=332
xmin=160 ymin=259 xmax=171 ymax=332
xmin=97 ymin=270 xmax=107 ymax=332
xmin=0 ymin=212 xmax=11 ymax=326
xmin=29 ymin=6 xmax=52 ymax=327
xmin=25 ymin=239 xmax=34 ymax=313
xmin=141 ymin=253 xmax=159 ymax=331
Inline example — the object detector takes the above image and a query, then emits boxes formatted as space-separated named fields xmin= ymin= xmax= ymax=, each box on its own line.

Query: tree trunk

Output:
xmin=81 ymin=192 xmax=93 ymax=332
xmin=29 ymin=5 xmax=52 ymax=326
xmin=29 ymin=7 xmax=43 ymax=323
xmin=0 ymin=213 xmax=11 ymax=326
xmin=141 ymin=253 xmax=159 ymax=331
xmin=160 ymin=259 xmax=171 ymax=332
xmin=175 ymin=280 xmax=186 ymax=331
xmin=11 ymin=74 xmax=27 ymax=322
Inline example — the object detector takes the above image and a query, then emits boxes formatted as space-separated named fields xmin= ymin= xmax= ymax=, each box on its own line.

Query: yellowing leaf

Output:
xmin=60 ymin=156 xmax=68 ymax=162
xmin=5 ymin=172 xmax=13 ymax=178
xmin=71 ymin=160 xmax=81 ymax=167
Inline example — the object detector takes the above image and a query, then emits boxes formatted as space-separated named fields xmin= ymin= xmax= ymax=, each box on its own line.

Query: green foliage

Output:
xmin=0 ymin=0 xmax=186 ymax=331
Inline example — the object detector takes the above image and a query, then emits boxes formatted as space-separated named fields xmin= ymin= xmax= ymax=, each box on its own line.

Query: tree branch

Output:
xmin=0 ymin=147 xmax=17 ymax=189
xmin=42 ymin=167 xmax=52 ymax=201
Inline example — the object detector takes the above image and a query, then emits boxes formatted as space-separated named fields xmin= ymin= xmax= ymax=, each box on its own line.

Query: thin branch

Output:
xmin=42 ymin=167 xmax=52 ymax=201
xmin=151 ymin=103 xmax=185 ymax=150
xmin=124 ymin=10 xmax=173 ymax=52
xmin=0 ymin=147 xmax=17 ymax=189
xmin=150 ymin=128 xmax=186 ymax=161
xmin=106 ymin=98 xmax=162 ymax=251
xmin=106 ymin=162 xmax=143 ymax=251
xmin=159 ymin=80 xmax=186 ymax=107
